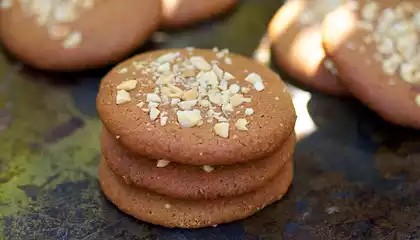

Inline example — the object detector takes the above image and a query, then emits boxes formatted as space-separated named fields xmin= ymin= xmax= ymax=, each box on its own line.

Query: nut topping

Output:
xmin=116 ymin=90 xmax=131 ymax=104
xmin=113 ymin=48 xmax=272 ymax=138
xmin=117 ymin=80 xmax=138 ymax=91
xmin=354 ymin=1 xmax=420 ymax=106
xmin=157 ymin=159 xmax=170 ymax=168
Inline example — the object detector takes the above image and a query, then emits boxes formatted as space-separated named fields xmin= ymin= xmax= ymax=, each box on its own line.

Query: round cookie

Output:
xmin=0 ymin=0 xmax=161 ymax=71
xmin=322 ymin=0 xmax=420 ymax=129
xmin=99 ymin=157 xmax=293 ymax=228
xmin=97 ymin=48 xmax=296 ymax=165
xmin=101 ymin=128 xmax=295 ymax=200
xmin=268 ymin=0 xmax=349 ymax=96
xmin=160 ymin=0 xmax=238 ymax=28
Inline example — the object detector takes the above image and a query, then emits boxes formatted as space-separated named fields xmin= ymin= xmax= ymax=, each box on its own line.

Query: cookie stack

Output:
xmin=269 ymin=0 xmax=420 ymax=129
xmin=97 ymin=48 xmax=297 ymax=228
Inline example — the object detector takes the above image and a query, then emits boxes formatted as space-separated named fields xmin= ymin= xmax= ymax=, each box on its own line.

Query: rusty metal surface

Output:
xmin=1 ymin=0 xmax=420 ymax=239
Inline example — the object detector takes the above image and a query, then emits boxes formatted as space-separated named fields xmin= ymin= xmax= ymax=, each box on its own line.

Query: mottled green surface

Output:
xmin=0 ymin=57 xmax=102 ymax=239
xmin=1 ymin=0 xmax=420 ymax=239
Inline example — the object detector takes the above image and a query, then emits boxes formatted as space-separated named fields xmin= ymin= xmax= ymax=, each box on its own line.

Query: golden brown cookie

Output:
xmin=99 ymin=157 xmax=293 ymax=228
xmin=0 ymin=0 xmax=161 ymax=70
xmin=268 ymin=0 xmax=349 ymax=96
xmin=322 ymin=0 xmax=420 ymax=129
xmin=160 ymin=0 xmax=238 ymax=28
xmin=101 ymin=128 xmax=295 ymax=200
xmin=96 ymin=48 xmax=296 ymax=165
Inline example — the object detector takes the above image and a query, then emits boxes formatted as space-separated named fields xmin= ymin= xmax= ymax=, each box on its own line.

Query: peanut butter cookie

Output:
xmin=322 ymin=0 xmax=420 ymax=128
xmin=268 ymin=0 xmax=350 ymax=95
xmin=0 ymin=0 xmax=161 ymax=70
xmin=97 ymin=48 xmax=296 ymax=165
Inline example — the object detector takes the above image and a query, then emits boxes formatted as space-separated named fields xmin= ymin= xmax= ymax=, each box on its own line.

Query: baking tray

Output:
xmin=1 ymin=0 xmax=420 ymax=239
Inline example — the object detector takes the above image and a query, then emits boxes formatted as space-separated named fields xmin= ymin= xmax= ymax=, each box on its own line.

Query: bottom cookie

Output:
xmin=99 ymin=157 xmax=293 ymax=228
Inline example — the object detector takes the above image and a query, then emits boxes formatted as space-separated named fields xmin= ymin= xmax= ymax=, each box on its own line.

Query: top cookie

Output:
xmin=0 ymin=0 xmax=161 ymax=70
xmin=97 ymin=48 xmax=296 ymax=165
xmin=322 ymin=0 xmax=420 ymax=129
xmin=268 ymin=0 xmax=349 ymax=96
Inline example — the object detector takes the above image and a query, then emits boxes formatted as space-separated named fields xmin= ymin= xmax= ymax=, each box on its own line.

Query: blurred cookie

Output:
xmin=268 ymin=0 xmax=349 ymax=96
xmin=99 ymin=156 xmax=293 ymax=228
xmin=96 ymin=48 xmax=296 ymax=165
xmin=101 ymin=128 xmax=295 ymax=200
xmin=0 ymin=0 xmax=161 ymax=70
xmin=322 ymin=0 xmax=420 ymax=128
xmin=161 ymin=0 xmax=237 ymax=28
